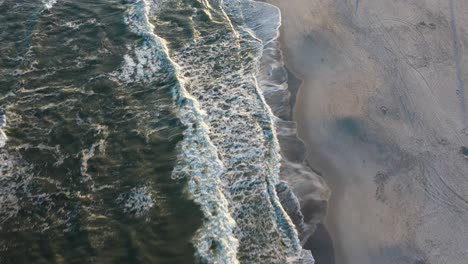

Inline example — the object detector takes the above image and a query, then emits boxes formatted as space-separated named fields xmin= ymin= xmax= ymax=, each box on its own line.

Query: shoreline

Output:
xmin=253 ymin=4 xmax=338 ymax=257
xmin=253 ymin=2 xmax=333 ymax=260
xmin=283 ymin=60 xmax=344 ymax=264
xmin=285 ymin=66 xmax=337 ymax=264
xmin=291 ymin=67 xmax=345 ymax=264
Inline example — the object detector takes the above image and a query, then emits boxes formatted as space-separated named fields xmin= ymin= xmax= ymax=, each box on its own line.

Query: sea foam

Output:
xmin=120 ymin=1 xmax=238 ymax=263
xmin=149 ymin=0 xmax=312 ymax=262
xmin=119 ymin=0 xmax=315 ymax=262
xmin=41 ymin=0 xmax=57 ymax=10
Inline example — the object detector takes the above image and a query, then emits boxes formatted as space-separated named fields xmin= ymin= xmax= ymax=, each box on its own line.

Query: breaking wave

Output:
xmin=118 ymin=0 xmax=313 ymax=263
xmin=119 ymin=1 xmax=238 ymax=262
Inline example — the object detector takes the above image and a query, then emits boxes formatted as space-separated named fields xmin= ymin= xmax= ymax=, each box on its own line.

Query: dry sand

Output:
xmin=266 ymin=0 xmax=468 ymax=263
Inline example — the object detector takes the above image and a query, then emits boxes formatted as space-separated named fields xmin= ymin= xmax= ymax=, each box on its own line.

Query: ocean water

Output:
xmin=0 ymin=0 xmax=311 ymax=263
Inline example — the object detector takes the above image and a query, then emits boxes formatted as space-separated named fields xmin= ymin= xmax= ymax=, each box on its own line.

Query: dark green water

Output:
xmin=0 ymin=1 xmax=201 ymax=263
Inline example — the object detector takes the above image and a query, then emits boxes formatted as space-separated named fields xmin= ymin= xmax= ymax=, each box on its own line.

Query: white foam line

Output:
xmin=222 ymin=1 xmax=313 ymax=262
xmin=42 ymin=0 xmax=57 ymax=10
xmin=124 ymin=1 xmax=239 ymax=263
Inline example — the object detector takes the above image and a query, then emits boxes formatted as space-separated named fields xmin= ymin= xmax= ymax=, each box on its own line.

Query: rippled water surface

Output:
xmin=0 ymin=1 xmax=202 ymax=263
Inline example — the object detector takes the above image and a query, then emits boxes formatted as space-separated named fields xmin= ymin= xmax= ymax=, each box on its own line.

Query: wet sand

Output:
xmin=267 ymin=0 xmax=468 ymax=263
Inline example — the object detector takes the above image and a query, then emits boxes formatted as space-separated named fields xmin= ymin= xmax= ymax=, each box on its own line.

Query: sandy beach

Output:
xmin=267 ymin=0 xmax=468 ymax=263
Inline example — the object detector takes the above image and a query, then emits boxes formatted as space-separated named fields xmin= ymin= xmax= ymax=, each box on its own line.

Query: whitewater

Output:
xmin=0 ymin=0 xmax=315 ymax=263
xmin=119 ymin=0 xmax=312 ymax=262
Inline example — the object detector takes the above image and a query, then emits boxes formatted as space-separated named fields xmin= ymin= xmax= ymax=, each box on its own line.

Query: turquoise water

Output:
xmin=0 ymin=1 xmax=309 ymax=263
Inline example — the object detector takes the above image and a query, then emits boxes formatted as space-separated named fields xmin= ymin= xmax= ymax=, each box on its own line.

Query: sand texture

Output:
xmin=267 ymin=0 xmax=468 ymax=263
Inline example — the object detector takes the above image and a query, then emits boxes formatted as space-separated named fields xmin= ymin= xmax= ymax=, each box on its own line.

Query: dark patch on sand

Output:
xmin=303 ymin=223 xmax=336 ymax=264
xmin=380 ymin=106 xmax=388 ymax=115
xmin=286 ymin=67 xmax=303 ymax=117
xmin=338 ymin=117 xmax=361 ymax=137
xmin=414 ymin=260 xmax=430 ymax=264
xmin=461 ymin=146 xmax=468 ymax=159
xmin=335 ymin=117 xmax=370 ymax=142
xmin=417 ymin=21 xmax=437 ymax=30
